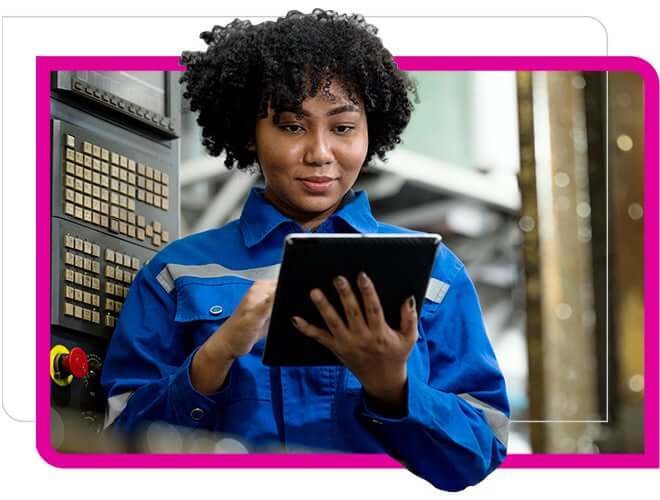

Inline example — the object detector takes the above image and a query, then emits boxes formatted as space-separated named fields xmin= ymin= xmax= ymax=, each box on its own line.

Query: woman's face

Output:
xmin=253 ymin=80 xmax=369 ymax=229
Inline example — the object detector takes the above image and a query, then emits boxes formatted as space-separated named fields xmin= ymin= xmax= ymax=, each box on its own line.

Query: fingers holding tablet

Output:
xmin=308 ymin=287 xmax=349 ymax=340
xmin=262 ymin=234 xmax=440 ymax=366
xmin=355 ymin=271 xmax=387 ymax=330
xmin=399 ymin=295 xmax=420 ymax=343
xmin=292 ymin=273 xmax=418 ymax=397
xmin=290 ymin=315 xmax=335 ymax=354
xmin=332 ymin=275 xmax=369 ymax=332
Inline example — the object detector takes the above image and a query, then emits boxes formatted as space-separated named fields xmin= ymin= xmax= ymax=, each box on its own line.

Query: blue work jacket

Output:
xmin=101 ymin=187 xmax=510 ymax=491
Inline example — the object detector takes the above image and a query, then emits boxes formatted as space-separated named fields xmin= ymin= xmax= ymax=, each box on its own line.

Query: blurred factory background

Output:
xmin=176 ymin=71 xmax=644 ymax=454
xmin=49 ymin=70 xmax=645 ymax=455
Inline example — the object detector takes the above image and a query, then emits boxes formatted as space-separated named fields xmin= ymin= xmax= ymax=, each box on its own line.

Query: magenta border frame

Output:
xmin=35 ymin=56 xmax=659 ymax=469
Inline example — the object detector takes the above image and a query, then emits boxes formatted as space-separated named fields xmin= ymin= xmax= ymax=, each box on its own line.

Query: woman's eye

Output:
xmin=334 ymin=125 xmax=354 ymax=135
xmin=280 ymin=124 xmax=304 ymax=134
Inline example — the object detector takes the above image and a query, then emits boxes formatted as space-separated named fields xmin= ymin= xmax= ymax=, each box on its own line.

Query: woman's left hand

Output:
xmin=290 ymin=272 xmax=418 ymax=414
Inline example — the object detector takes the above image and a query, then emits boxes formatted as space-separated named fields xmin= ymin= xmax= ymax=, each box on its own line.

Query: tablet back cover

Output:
xmin=262 ymin=234 xmax=440 ymax=366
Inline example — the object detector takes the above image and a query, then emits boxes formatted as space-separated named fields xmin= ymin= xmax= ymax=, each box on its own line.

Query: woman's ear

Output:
xmin=246 ymin=139 xmax=256 ymax=152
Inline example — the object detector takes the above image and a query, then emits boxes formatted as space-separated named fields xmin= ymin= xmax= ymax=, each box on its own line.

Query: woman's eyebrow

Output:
xmin=325 ymin=104 xmax=361 ymax=116
xmin=280 ymin=104 xmax=361 ymax=118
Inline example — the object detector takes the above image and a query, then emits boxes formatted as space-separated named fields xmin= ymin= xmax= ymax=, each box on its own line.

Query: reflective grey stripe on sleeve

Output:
xmin=458 ymin=393 xmax=510 ymax=447
xmin=104 ymin=391 xmax=135 ymax=430
xmin=425 ymin=277 xmax=450 ymax=304
xmin=156 ymin=263 xmax=281 ymax=294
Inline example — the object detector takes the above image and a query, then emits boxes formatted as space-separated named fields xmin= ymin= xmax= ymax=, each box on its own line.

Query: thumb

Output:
xmin=399 ymin=295 xmax=419 ymax=340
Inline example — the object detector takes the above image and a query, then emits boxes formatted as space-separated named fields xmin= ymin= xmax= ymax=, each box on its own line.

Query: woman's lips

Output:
xmin=299 ymin=178 xmax=337 ymax=194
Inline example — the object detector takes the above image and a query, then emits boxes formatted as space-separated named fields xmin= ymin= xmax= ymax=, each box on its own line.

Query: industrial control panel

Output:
xmin=50 ymin=71 xmax=180 ymax=446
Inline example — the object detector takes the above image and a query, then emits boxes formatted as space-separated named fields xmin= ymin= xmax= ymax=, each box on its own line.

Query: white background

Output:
xmin=1 ymin=0 xmax=659 ymax=497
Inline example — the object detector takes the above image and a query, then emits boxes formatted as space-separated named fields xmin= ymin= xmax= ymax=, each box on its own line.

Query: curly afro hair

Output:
xmin=180 ymin=8 xmax=417 ymax=170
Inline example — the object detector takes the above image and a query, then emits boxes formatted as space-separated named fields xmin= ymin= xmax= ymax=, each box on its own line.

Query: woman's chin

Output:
xmin=298 ymin=198 xmax=337 ymax=213
xmin=291 ymin=194 xmax=341 ymax=214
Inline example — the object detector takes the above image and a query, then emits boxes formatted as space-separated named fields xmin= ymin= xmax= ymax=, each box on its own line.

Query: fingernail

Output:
xmin=358 ymin=272 xmax=368 ymax=287
xmin=290 ymin=316 xmax=299 ymax=327
xmin=333 ymin=275 xmax=346 ymax=288
xmin=408 ymin=295 xmax=416 ymax=310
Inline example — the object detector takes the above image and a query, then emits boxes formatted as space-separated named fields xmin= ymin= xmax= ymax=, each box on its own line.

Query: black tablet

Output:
xmin=262 ymin=233 xmax=441 ymax=366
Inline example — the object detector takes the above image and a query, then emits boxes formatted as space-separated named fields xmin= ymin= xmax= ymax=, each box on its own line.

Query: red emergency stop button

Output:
xmin=61 ymin=347 xmax=89 ymax=378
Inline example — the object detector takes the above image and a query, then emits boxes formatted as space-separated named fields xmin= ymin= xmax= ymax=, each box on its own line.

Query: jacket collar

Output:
xmin=239 ymin=187 xmax=379 ymax=248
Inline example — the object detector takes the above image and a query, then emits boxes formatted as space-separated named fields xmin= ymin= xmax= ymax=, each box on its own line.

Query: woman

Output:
xmin=101 ymin=9 xmax=510 ymax=491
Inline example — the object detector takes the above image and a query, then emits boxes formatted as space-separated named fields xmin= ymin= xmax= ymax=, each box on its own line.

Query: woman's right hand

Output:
xmin=191 ymin=280 xmax=277 ymax=394
xmin=212 ymin=279 xmax=277 ymax=358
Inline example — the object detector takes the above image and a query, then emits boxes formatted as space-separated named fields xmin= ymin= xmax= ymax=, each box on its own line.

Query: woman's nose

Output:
xmin=303 ymin=131 xmax=334 ymax=166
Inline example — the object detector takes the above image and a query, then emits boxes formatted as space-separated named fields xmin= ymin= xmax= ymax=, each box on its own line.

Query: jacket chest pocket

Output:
xmin=175 ymin=280 xmax=248 ymax=345
xmin=174 ymin=279 xmax=271 ymax=402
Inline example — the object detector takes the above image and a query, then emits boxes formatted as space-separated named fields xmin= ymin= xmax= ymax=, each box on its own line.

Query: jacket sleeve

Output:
xmin=100 ymin=263 xmax=232 ymax=436
xmin=358 ymin=265 xmax=510 ymax=492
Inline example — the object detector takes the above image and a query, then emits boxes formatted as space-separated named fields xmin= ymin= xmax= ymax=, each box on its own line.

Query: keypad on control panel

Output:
xmin=62 ymin=134 xmax=171 ymax=248
xmin=62 ymin=232 xmax=144 ymax=329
